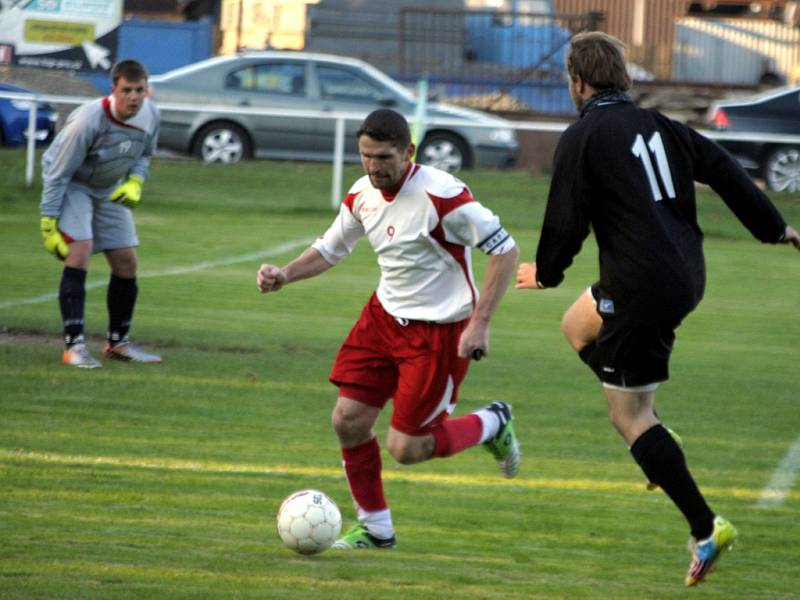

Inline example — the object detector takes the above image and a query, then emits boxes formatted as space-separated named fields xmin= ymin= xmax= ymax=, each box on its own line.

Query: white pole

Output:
xmin=632 ymin=0 xmax=645 ymax=47
xmin=411 ymin=75 xmax=428 ymax=159
xmin=25 ymin=102 xmax=38 ymax=188
xmin=331 ymin=117 xmax=345 ymax=210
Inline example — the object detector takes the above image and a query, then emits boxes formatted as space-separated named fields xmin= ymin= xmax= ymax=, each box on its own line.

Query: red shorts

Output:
xmin=330 ymin=293 xmax=470 ymax=436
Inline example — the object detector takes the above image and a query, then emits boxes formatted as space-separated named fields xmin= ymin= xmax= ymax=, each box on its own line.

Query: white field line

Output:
xmin=0 ymin=237 xmax=314 ymax=311
xmin=1 ymin=448 xmax=791 ymax=501
xmin=757 ymin=433 xmax=800 ymax=509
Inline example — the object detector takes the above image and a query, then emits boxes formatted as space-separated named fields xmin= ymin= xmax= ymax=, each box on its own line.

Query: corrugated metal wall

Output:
xmin=553 ymin=0 xmax=799 ymax=82
xmin=675 ymin=17 xmax=800 ymax=83
xmin=396 ymin=8 xmax=598 ymax=114
xmin=553 ymin=0 xmax=686 ymax=77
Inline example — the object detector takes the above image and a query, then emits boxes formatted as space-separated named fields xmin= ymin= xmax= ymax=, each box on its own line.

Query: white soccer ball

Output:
xmin=276 ymin=489 xmax=342 ymax=555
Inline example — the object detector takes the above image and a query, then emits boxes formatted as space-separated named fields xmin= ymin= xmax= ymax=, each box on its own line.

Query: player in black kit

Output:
xmin=516 ymin=31 xmax=800 ymax=586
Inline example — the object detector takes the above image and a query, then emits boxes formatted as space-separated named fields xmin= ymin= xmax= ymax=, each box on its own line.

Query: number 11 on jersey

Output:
xmin=631 ymin=131 xmax=676 ymax=202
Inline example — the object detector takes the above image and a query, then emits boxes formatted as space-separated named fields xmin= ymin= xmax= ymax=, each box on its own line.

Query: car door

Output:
xmin=311 ymin=63 xmax=412 ymax=158
xmin=763 ymin=89 xmax=800 ymax=134
xmin=223 ymin=60 xmax=318 ymax=158
xmin=732 ymin=88 xmax=800 ymax=134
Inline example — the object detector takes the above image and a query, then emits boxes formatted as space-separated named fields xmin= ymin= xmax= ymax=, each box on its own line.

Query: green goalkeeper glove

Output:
xmin=40 ymin=216 xmax=69 ymax=260
xmin=110 ymin=174 xmax=143 ymax=209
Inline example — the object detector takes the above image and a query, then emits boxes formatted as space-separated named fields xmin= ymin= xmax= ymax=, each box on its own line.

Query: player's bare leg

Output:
xmin=563 ymin=291 xmax=677 ymax=487
xmin=604 ymin=387 xmax=659 ymax=447
xmin=105 ymin=246 xmax=138 ymax=279
xmin=332 ymin=396 xmax=381 ymax=448
xmin=386 ymin=427 xmax=435 ymax=465
xmin=561 ymin=288 xmax=601 ymax=352
xmin=64 ymin=239 xmax=93 ymax=270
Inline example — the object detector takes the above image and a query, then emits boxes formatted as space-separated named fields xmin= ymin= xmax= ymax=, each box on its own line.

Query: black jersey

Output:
xmin=535 ymin=101 xmax=786 ymax=324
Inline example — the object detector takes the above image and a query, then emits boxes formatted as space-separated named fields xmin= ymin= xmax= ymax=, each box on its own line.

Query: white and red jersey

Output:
xmin=312 ymin=163 xmax=516 ymax=323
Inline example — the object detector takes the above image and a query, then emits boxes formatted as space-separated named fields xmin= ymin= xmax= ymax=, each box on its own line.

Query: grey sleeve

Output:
xmin=39 ymin=106 xmax=98 ymax=217
xmin=129 ymin=102 xmax=160 ymax=182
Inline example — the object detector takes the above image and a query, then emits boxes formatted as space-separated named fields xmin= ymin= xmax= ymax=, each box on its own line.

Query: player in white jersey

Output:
xmin=39 ymin=59 xmax=162 ymax=368
xmin=257 ymin=109 xmax=520 ymax=549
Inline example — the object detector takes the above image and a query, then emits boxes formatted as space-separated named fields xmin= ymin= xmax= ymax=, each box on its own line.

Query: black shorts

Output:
xmin=579 ymin=285 xmax=681 ymax=388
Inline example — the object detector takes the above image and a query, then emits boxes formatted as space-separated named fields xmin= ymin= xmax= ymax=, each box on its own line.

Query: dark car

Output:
xmin=149 ymin=51 xmax=519 ymax=172
xmin=706 ymin=86 xmax=800 ymax=192
xmin=0 ymin=82 xmax=58 ymax=147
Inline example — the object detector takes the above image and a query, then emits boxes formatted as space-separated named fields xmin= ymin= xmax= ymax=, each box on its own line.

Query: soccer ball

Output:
xmin=276 ymin=489 xmax=342 ymax=555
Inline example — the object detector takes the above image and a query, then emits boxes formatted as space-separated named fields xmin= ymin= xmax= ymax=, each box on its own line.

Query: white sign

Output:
xmin=0 ymin=0 xmax=122 ymax=71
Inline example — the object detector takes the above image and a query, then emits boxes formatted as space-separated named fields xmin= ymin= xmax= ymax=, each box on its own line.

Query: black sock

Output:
xmin=630 ymin=424 xmax=715 ymax=540
xmin=59 ymin=266 xmax=87 ymax=347
xmin=107 ymin=274 xmax=138 ymax=343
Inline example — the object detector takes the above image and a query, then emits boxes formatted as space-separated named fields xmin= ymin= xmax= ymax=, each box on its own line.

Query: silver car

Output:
xmin=149 ymin=51 xmax=518 ymax=172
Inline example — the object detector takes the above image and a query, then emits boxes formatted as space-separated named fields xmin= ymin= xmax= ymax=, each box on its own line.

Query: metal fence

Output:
xmin=8 ymin=88 xmax=800 ymax=208
xmin=305 ymin=4 xmax=800 ymax=114
xmin=398 ymin=9 xmax=800 ymax=108
xmin=397 ymin=9 xmax=601 ymax=115
xmin=305 ymin=5 xmax=600 ymax=115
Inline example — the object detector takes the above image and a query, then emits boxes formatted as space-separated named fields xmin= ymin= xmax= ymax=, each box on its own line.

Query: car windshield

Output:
xmin=336 ymin=61 xmax=415 ymax=102
xmin=317 ymin=66 xmax=387 ymax=102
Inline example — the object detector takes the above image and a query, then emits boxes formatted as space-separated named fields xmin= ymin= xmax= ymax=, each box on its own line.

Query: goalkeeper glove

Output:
xmin=110 ymin=174 xmax=144 ymax=209
xmin=40 ymin=216 xmax=69 ymax=260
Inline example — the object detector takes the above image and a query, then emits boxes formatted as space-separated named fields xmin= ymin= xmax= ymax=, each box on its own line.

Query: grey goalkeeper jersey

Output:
xmin=40 ymin=95 xmax=160 ymax=216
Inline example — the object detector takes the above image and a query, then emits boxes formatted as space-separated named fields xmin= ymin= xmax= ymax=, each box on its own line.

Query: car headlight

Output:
xmin=489 ymin=128 xmax=516 ymax=144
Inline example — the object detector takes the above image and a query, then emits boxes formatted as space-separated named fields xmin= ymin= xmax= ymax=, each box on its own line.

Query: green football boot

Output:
xmin=483 ymin=401 xmax=521 ymax=478
xmin=331 ymin=524 xmax=396 ymax=550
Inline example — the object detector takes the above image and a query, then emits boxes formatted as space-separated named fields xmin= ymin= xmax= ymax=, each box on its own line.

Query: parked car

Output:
xmin=0 ymin=82 xmax=58 ymax=147
xmin=706 ymin=86 xmax=800 ymax=192
xmin=149 ymin=51 xmax=519 ymax=172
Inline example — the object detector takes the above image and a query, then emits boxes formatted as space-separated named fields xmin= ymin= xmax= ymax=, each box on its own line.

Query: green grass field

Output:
xmin=1 ymin=149 xmax=799 ymax=599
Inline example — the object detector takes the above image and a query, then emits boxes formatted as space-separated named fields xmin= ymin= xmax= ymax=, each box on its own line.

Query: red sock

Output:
xmin=431 ymin=414 xmax=483 ymax=458
xmin=342 ymin=437 xmax=387 ymax=512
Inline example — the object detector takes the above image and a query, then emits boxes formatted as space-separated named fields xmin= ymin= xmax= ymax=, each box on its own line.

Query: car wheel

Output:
xmin=764 ymin=146 xmax=800 ymax=193
xmin=417 ymin=132 xmax=470 ymax=173
xmin=193 ymin=122 xmax=252 ymax=164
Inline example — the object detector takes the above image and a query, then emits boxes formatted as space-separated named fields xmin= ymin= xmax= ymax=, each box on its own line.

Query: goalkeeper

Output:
xmin=39 ymin=59 xmax=161 ymax=368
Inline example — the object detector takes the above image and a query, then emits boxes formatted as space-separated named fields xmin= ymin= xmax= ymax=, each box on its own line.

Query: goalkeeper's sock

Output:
xmin=60 ymin=266 xmax=87 ymax=347
xmin=342 ymin=437 xmax=388 ymax=513
xmin=431 ymin=414 xmax=483 ymax=457
xmin=631 ymin=424 xmax=715 ymax=540
xmin=107 ymin=274 xmax=138 ymax=343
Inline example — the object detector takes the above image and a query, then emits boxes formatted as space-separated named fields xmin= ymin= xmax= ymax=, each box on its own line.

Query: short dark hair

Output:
xmin=567 ymin=31 xmax=631 ymax=93
xmin=356 ymin=109 xmax=411 ymax=150
xmin=111 ymin=59 xmax=148 ymax=84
